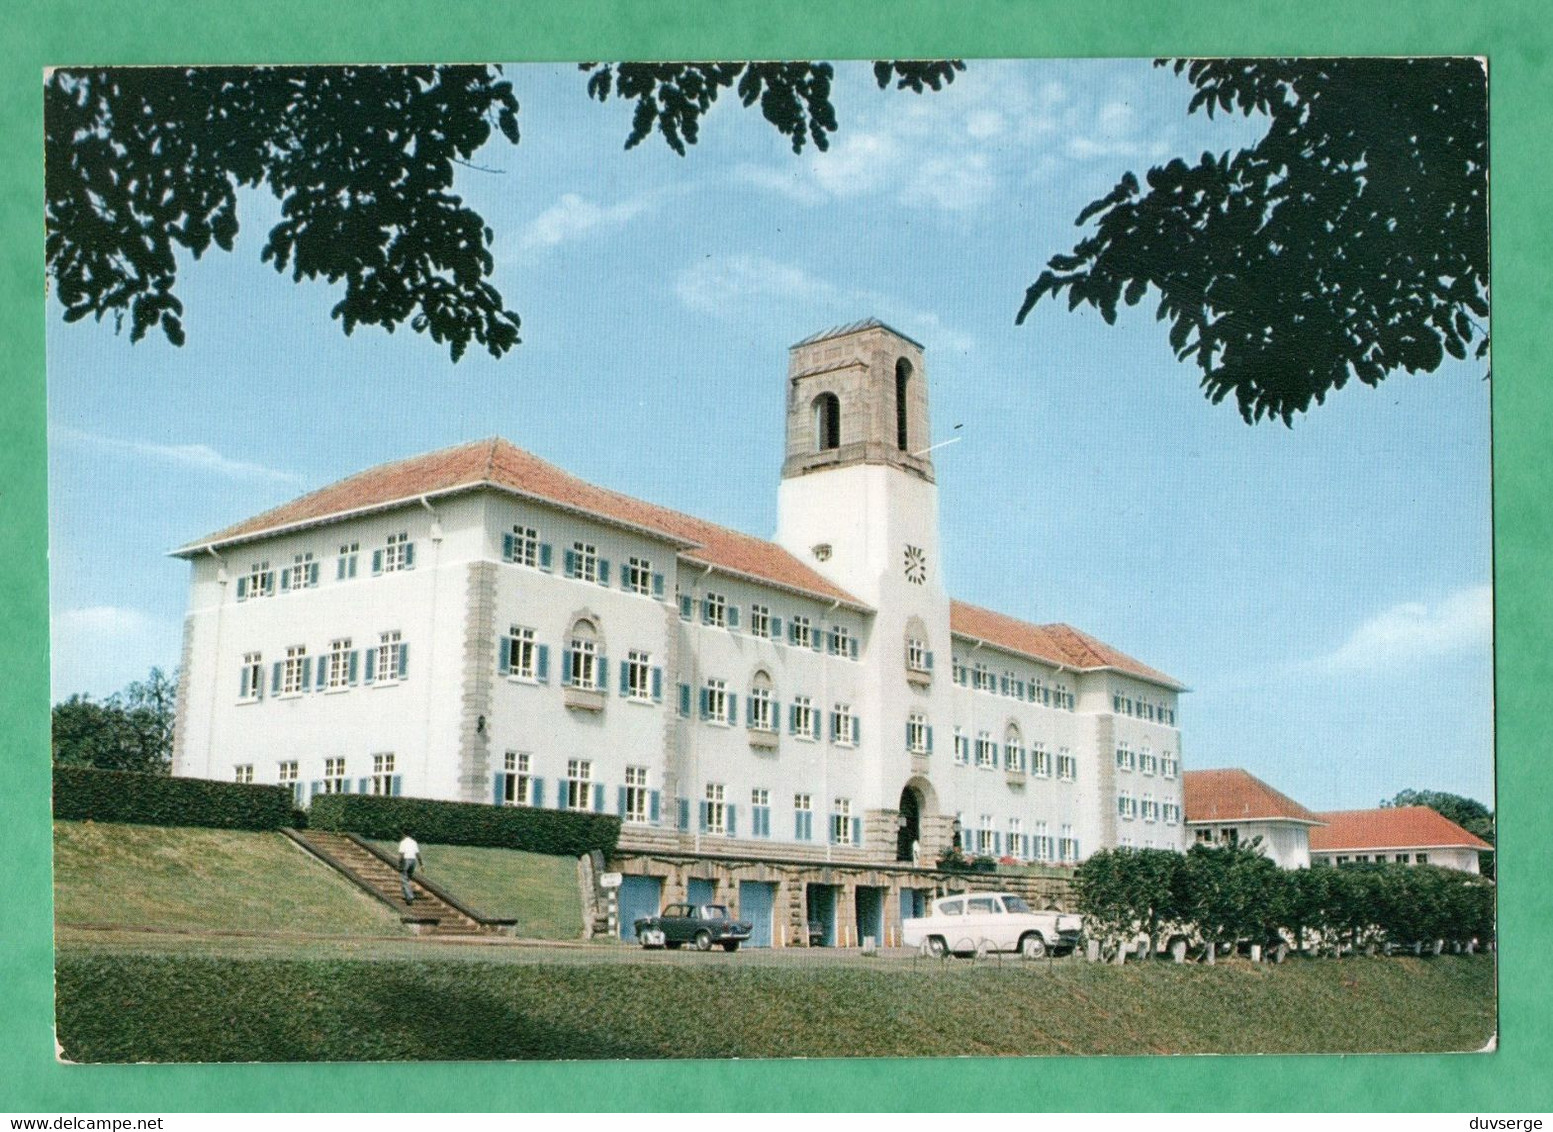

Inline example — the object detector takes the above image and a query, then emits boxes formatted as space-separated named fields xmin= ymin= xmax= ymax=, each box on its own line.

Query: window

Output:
xmin=751 ymin=788 xmax=771 ymax=837
xmin=281 ymin=645 xmax=308 ymax=695
xmin=704 ymin=783 xmax=727 ymax=835
xmin=952 ymin=656 xmax=968 ymax=686
xmin=239 ymin=560 xmax=274 ymax=601
xmin=337 ymin=542 xmax=359 ymax=580
xmin=323 ymin=757 xmax=347 ymax=794
xmin=831 ymin=798 xmax=853 ymax=845
xmin=1195 ymin=828 xmax=1215 ymax=845
xmin=379 ymin=532 xmax=413 ymax=573
xmin=828 ymin=624 xmax=857 ymax=660
xmin=503 ymin=626 xmax=539 ymax=680
xmin=1142 ymin=794 xmax=1158 ymax=823
xmin=976 ymin=816 xmax=996 ymax=857
xmin=1007 ymin=818 xmax=1024 ymax=860
xmin=239 ymin=652 xmax=264 ymax=701
xmin=789 ymin=615 xmax=813 ymax=649
xmin=1056 ymin=683 xmax=1075 ymax=711
xmin=502 ymin=752 xmax=533 ymax=806
xmin=371 ymin=753 xmax=396 ymax=796
xmin=1059 ymin=824 xmax=1078 ymax=862
xmin=790 ymin=696 xmax=817 ymax=740
xmin=1163 ymin=802 xmax=1181 ymax=826
xmin=794 ymin=793 xmax=813 ymax=840
xmin=702 ymin=592 xmax=727 ymax=628
xmin=1004 ymin=729 xmax=1025 ymax=773
xmin=1033 ymin=821 xmax=1052 ymax=862
xmin=749 ymin=604 xmax=771 ymax=638
xmin=953 ymin=727 xmax=970 ymax=765
xmin=1031 ymin=743 xmax=1051 ymax=778
xmin=504 ymin=525 xmax=541 ymax=568
xmin=1033 ymin=678 xmax=1049 ymax=707
xmin=567 ymin=541 xmax=599 ymax=583
xmin=895 ymin=358 xmax=912 ymax=450
xmin=566 ymin=622 xmax=598 ymax=690
xmin=1161 ymin=753 xmax=1179 ymax=779
xmin=1115 ymin=744 xmax=1135 ymax=773
xmin=905 ymin=637 xmax=930 ymax=672
xmin=1118 ymin=793 xmax=1137 ymax=821
xmin=748 ymin=682 xmax=775 ymax=732
xmin=1056 ymin=749 xmax=1077 ymax=781
xmin=703 ymin=678 xmax=731 ymax=724
xmin=624 ymin=556 xmax=652 ymax=595
xmin=282 ymin=552 xmax=318 ymax=592
xmin=278 ymin=761 xmax=300 ymax=804
xmin=907 ymin=712 xmax=929 ymax=755
xmin=327 ymin=638 xmax=354 ymax=690
xmin=566 ymin=759 xmax=594 ymax=811
xmin=375 ymin=631 xmax=407 ymax=683
xmin=1139 ymin=749 xmax=1157 ymax=776
xmin=234 ymin=764 xmax=253 ymax=784
xmin=624 ymin=766 xmax=649 ymax=824
xmin=972 ymin=662 xmax=992 ymax=692
xmin=1415 ymin=853 xmax=1429 ymax=865
xmin=831 ymin=703 xmax=858 ymax=746
xmin=625 ymin=650 xmax=653 ymax=701
xmin=975 ymin=730 xmax=996 ymax=769
xmin=814 ymin=392 xmax=840 ymax=451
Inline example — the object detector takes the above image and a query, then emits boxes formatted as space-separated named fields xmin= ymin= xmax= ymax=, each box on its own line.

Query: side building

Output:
xmin=170 ymin=320 xmax=1189 ymax=944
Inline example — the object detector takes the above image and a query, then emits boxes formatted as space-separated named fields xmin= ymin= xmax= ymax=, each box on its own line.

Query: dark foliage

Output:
xmin=582 ymin=60 xmax=962 ymax=154
xmin=308 ymin=793 xmax=619 ymax=858
xmin=52 ymin=668 xmax=178 ymax=774
xmin=53 ymin=766 xmax=293 ymax=830
xmin=1020 ymin=58 xmax=1489 ymax=425
xmin=1384 ymin=788 xmax=1495 ymax=877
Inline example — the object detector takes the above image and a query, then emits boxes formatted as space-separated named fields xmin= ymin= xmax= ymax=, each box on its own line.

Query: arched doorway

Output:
xmin=897 ymin=784 xmax=922 ymax=862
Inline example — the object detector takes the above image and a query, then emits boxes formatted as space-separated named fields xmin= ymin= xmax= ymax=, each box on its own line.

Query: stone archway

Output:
xmin=896 ymin=785 xmax=921 ymax=862
xmin=896 ymin=776 xmax=942 ymax=864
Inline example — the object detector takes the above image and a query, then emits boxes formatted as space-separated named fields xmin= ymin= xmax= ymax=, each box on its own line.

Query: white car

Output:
xmin=901 ymin=892 xmax=1083 ymax=959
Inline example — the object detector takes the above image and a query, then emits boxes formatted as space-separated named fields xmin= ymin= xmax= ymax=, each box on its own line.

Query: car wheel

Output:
xmin=1020 ymin=933 xmax=1047 ymax=960
xmin=694 ymin=930 xmax=713 ymax=952
xmin=722 ymin=941 xmax=740 ymax=952
xmin=926 ymin=936 xmax=948 ymax=959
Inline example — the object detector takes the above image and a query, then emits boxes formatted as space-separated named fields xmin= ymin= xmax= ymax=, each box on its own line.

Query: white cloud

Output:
xmin=519 ymin=192 xmax=653 ymax=250
xmin=675 ymin=255 xmax=976 ymax=354
xmin=1315 ymin=585 xmax=1492 ymax=675
xmin=54 ymin=427 xmax=303 ymax=485
xmin=51 ymin=605 xmax=179 ymax=700
xmin=54 ymin=605 xmax=158 ymax=638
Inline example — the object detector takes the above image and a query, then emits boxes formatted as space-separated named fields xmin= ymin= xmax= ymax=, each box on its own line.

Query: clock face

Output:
xmin=903 ymin=544 xmax=927 ymax=585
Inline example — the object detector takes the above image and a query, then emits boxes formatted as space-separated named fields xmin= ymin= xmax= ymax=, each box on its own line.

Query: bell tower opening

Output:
xmin=895 ymin=358 xmax=912 ymax=452
xmin=814 ymin=392 xmax=841 ymax=452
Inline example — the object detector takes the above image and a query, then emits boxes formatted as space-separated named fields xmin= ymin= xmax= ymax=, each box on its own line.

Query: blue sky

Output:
xmin=46 ymin=59 xmax=1494 ymax=811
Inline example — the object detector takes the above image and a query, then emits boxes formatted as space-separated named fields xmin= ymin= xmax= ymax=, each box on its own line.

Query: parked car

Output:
xmin=901 ymin=892 xmax=1083 ymax=959
xmin=635 ymin=903 xmax=753 ymax=952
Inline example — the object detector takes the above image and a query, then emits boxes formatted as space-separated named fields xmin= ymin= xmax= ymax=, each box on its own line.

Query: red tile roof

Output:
xmin=950 ymin=600 xmax=1187 ymax=691
xmin=1183 ymin=768 xmax=1324 ymax=825
xmin=1308 ymin=807 xmax=1493 ymax=853
xmin=175 ymin=438 xmax=866 ymax=608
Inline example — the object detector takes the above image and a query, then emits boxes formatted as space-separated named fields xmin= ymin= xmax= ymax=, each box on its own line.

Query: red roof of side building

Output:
xmin=1183 ymin=768 xmax=1325 ymax=826
xmin=1308 ymin=807 xmax=1493 ymax=853
xmin=949 ymin=600 xmax=1187 ymax=691
xmin=173 ymin=438 xmax=867 ymax=609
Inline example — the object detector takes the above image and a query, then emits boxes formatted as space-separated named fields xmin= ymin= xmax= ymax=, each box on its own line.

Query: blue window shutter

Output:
xmin=280 ymin=571 xmax=290 ymax=593
xmin=906 ymin=721 xmax=912 ymax=749
xmin=239 ymin=667 xmax=251 ymax=699
xmin=539 ymin=543 xmax=553 ymax=571
xmin=678 ymin=684 xmax=691 ymax=716
xmin=349 ymin=650 xmax=360 ymax=684
xmin=555 ymin=779 xmax=568 ymax=810
xmin=564 ymin=548 xmax=577 ymax=577
xmin=925 ymin=650 xmax=934 ymax=670
xmin=598 ymin=560 xmax=610 ymax=586
xmin=372 ymin=549 xmax=383 ymax=575
xmin=301 ymin=657 xmax=313 ymax=689
xmin=403 ymin=543 xmax=414 ymax=569
xmin=700 ymin=598 xmax=711 ymax=624
xmin=309 ymin=562 xmax=320 ymax=587
xmin=337 ymin=557 xmax=347 ymax=580
xmin=812 ymin=631 xmax=823 ymax=654
xmin=595 ymin=654 xmax=606 ymax=687
xmin=397 ymin=644 xmax=408 ymax=679
xmin=536 ymin=645 xmax=549 ymax=683
xmin=727 ymin=694 xmax=737 ymax=725
xmin=310 ymin=781 xmax=322 ymax=800
xmin=358 ymin=777 xmax=370 ymax=794
xmin=852 ymin=717 xmax=860 ymax=745
xmin=771 ymin=700 xmax=781 ymax=727
xmin=593 ymin=787 xmax=605 ymax=814
xmin=316 ymin=661 xmax=329 ymax=691
xmin=620 ymin=567 xmax=632 ymax=592
xmin=771 ymin=616 xmax=782 ymax=639
xmin=651 ymin=668 xmax=663 ymax=702
xmin=560 ymin=650 xmax=573 ymax=686
xmin=392 ymin=775 xmax=402 ymax=797
xmin=1000 ymin=674 xmax=1009 ymax=695
xmin=828 ymin=713 xmax=836 ymax=742
xmin=927 ymin=726 xmax=934 ymax=753
xmin=498 ymin=638 xmax=512 ymax=675
xmin=728 ymin=805 xmax=737 ymax=836
xmin=650 ymin=791 xmax=661 ymax=823
xmin=617 ymin=786 xmax=627 ymax=817
xmin=348 ymin=557 xmax=357 ymax=579
xmin=679 ymin=594 xmax=692 ymax=620
xmin=699 ymin=801 xmax=709 ymax=833
xmin=236 ymin=576 xmax=248 ymax=601
xmin=849 ymin=638 xmax=859 ymax=661
xmin=677 ymin=798 xmax=690 ymax=831
xmin=852 ymin=817 xmax=862 ymax=846
xmin=746 ymin=697 xmax=755 ymax=728
xmin=728 ymin=605 xmax=740 ymax=630
xmin=619 ymin=660 xmax=629 ymax=696
xmin=533 ymin=779 xmax=545 ymax=808
xmin=828 ymin=817 xmax=837 ymax=845
xmin=652 ymin=573 xmax=665 ymax=599
xmin=493 ymin=775 xmax=505 ymax=806
xmin=788 ymin=704 xmax=797 ymax=734
xmin=364 ymin=650 xmax=376 ymax=683
xmin=502 ymin=532 xmax=515 ymax=561
xmin=698 ymin=687 xmax=710 ymax=720
xmin=787 ymin=622 xmax=798 ymax=646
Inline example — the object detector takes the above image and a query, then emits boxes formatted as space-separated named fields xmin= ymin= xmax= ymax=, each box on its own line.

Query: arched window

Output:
xmin=814 ymin=393 xmax=840 ymax=451
xmin=566 ymin=617 xmax=600 ymax=690
xmin=1004 ymin=723 xmax=1026 ymax=774
xmin=895 ymin=358 xmax=912 ymax=451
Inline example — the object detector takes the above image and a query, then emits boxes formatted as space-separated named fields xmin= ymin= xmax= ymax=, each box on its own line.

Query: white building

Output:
xmin=1183 ymin=768 xmax=1324 ymax=870
xmin=1308 ymin=807 xmax=1491 ymax=874
xmin=171 ymin=320 xmax=1189 ymax=941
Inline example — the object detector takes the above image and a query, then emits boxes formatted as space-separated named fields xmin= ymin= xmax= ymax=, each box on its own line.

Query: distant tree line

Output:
xmin=52 ymin=667 xmax=177 ymax=775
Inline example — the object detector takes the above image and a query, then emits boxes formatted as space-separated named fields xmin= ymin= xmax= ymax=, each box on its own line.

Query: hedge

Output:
xmin=308 ymin=793 xmax=620 ymax=857
xmin=52 ymin=766 xmax=294 ymax=831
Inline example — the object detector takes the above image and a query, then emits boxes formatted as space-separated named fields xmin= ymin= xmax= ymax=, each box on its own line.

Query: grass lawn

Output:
xmin=368 ymin=839 xmax=581 ymax=938
xmin=54 ymin=943 xmax=1496 ymax=1062
xmin=54 ymin=821 xmax=407 ymax=936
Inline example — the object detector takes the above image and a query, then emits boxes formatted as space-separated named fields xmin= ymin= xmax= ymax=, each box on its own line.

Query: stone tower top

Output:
xmin=781 ymin=319 xmax=934 ymax=483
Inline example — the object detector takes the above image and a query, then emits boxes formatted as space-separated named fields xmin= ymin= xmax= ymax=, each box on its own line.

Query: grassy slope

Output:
xmin=368 ymin=839 xmax=581 ymax=939
xmin=54 ymin=950 xmax=1496 ymax=1062
xmin=54 ymin=821 xmax=407 ymax=935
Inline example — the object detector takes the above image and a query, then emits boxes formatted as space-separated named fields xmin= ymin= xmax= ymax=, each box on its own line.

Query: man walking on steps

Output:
xmin=397 ymin=832 xmax=421 ymax=904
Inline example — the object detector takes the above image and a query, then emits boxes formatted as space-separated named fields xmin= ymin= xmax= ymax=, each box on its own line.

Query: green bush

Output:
xmin=308 ymin=793 xmax=619 ymax=857
xmin=52 ymin=766 xmax=294 ymax=831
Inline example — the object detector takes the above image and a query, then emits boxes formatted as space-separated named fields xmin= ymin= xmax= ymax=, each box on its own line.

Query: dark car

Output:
xmin=635 ymin=903 xmax=753 ymax=952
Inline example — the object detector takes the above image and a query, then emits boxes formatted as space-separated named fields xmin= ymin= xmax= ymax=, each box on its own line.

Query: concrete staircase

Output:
xmin=285 ymin=829 xmax=508 ymax=936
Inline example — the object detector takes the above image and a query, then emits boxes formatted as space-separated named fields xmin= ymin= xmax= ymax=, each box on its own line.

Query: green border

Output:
xmin=6 ymin=0 xmax=1546 ymax=1112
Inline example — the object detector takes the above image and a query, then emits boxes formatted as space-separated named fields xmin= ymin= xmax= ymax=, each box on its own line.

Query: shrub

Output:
xmin=52 ymin=766 xmax=293 ymax=831
xmin=308 ymin=793 xmax=619 ymax=857
xmin=1076 ymin=847 xmax=1184 ymax=953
